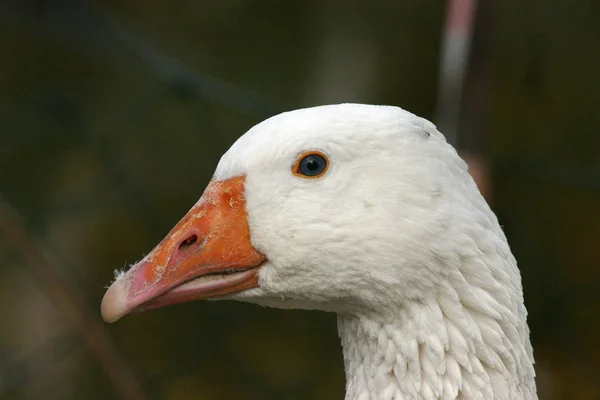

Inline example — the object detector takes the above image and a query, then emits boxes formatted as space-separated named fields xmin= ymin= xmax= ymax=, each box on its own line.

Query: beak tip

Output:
xmin=101 ymin=278 xmax=130 ymax=323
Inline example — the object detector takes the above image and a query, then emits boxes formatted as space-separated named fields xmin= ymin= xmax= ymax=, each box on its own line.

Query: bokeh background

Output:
xmin=1 ymin=1 xmax=599 ymax=399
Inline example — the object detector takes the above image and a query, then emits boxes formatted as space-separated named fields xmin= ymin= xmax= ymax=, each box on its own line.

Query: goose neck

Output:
xmin=337 ymin=297 xmax=537 ymax=400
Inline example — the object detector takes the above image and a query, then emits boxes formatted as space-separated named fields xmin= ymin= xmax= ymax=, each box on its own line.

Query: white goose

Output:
xmin=101 ymin=104 xmax=537 ymax=400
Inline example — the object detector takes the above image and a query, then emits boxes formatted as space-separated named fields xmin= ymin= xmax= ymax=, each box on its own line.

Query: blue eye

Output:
xmin=293 ymin=152 xmax=329 ymax=178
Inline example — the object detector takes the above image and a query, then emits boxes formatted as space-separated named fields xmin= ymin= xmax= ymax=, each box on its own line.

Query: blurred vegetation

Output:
xmin=0 ymin=1 xmax=599 ymax=399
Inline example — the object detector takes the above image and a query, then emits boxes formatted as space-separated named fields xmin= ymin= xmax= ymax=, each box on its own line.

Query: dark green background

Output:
xmin=1 ymin=1 xmax=598 ymax=399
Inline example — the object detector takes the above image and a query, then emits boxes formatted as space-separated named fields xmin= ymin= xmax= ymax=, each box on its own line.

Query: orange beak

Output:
xmin=100 ymin=176 xmax=265 ymax=323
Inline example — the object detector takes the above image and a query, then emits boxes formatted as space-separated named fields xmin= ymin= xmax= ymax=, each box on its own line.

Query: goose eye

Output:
xmin=293 ymin=151 xmax=329 ymax=179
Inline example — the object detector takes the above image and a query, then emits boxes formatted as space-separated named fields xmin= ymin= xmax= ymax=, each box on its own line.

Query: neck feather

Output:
xmin=337 ymin=293 xmax=537 ymax=400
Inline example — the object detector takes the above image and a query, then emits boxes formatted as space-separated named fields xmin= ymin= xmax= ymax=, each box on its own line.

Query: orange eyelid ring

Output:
xmin=292 ymin=150 xmax=330 ymax=179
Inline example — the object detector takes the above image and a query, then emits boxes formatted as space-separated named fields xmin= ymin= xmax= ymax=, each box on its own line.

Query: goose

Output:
xmin=101 ymin=104 xmax=537 ymax=400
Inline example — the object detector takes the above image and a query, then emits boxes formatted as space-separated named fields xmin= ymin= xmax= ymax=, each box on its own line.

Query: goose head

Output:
xmin=102 ymin=104 xmax=468 ymax=320
xmin=101 ymin=104 xmax=536 ymax=399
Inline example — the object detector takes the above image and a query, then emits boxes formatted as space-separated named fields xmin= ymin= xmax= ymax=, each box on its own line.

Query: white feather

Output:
xmin=214 ymin=104 xmax=536 ymax=399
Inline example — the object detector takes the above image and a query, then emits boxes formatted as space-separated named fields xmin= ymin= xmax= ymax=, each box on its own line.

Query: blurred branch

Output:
xmin=0 ymin=196 xmax=147 ymax=400
xmin=436 ymin=0 xmax=495 ymax=204
xmin=435 ymin=0 xmax=478 ymax=146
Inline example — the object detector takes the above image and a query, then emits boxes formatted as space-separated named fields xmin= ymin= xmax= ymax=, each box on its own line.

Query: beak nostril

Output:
xmin=178 ymin=234 xmax=198 ymax=252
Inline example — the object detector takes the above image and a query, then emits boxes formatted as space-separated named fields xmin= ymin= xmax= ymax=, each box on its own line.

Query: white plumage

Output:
xmin=220 ymin=104 xmax=536 ymax=399
xmin=103 ymin=104 xmax=537 ymax=400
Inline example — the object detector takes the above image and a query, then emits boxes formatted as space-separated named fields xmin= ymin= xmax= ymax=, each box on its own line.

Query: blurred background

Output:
xmin=1 ymin=1 xmax=599 ymax=399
